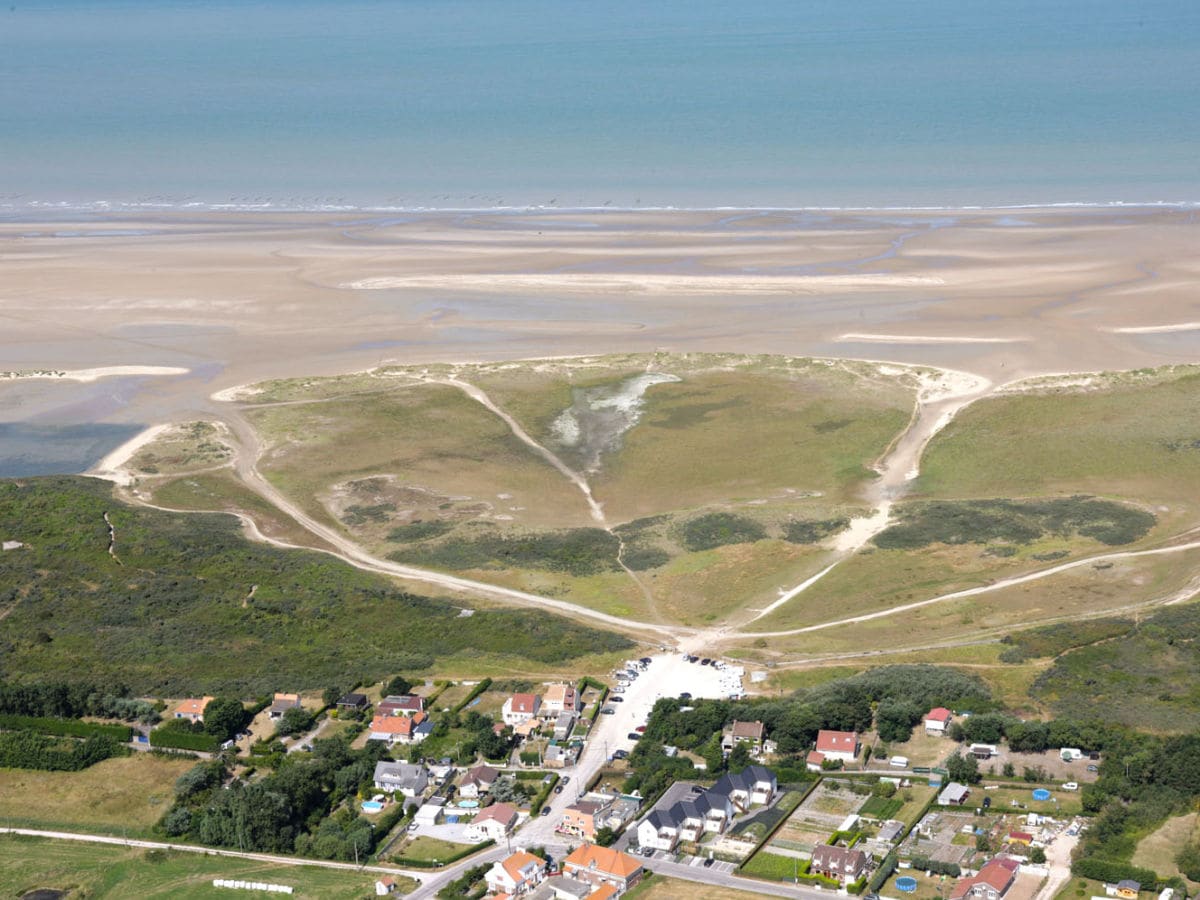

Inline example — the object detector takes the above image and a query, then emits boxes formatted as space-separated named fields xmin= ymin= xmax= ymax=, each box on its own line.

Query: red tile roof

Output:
xmin=815 ymin=730 xmax=858 ymax=754
xmin=925 ymin=707 xmax=953 ymax=722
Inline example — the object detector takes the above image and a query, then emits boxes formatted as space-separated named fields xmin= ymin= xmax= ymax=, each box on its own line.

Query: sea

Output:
xmin=1 ymin=0 xmax=1198 ymax=211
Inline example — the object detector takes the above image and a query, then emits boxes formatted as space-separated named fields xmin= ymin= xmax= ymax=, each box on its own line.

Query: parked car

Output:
xmin=1062 ymin=782 xmax=1079 ymax=791
xmin=700 ymin=658 xmax=712 ymax=666
xmin=601 ymin=707 xmax=616 ymax=715
xmin=642 ymin=847 xmax=654 ymax=857
xmin=561 ymin=776 xmax=570 ymax=785
xmin=627 ymin=732 xmax=641 ymax=741
xmin=635 ymin=725 xmax=647 ymax=733
xmin=1086 ymin=764 xmax=1098 ymax=772
xmin=640 ymin=657 xmax=653 ymax=666
xmin=610 ymin=696 xmax=624 ymax=703
xmin=703 ymin=857 xmax=715 ymax=868
xmin=540 ymin=806 xmax=552 ymax=816
xmin=554 ymin=785 xmax=564 ymax=793
xmin=612 ymin=750 xmax=629 ymax=760
xmin=982 ymin=796 xmax=992 ymax=809
xmin=679 ymin=692 xmax=692 ymax=700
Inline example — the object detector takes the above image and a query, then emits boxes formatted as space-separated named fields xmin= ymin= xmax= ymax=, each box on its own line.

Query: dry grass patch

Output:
xmin=1133 ymin=813 xmax=1200 ymax=890
xmin=0 ymin=755 xmax=192 ymax=835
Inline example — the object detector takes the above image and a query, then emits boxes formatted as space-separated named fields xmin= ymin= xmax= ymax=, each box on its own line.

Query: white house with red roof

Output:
xmin=485 ymin=850 xmax=546 ymax=896
xmin=465 ymin=802 xmax=520 ymax=841
xmin=924 ymin=707 xmax=954 ymax=734
xmin=502 ymin=693 xmax=542 ymax=727
xmin=815 ymin=729 xmax=860 ymax=764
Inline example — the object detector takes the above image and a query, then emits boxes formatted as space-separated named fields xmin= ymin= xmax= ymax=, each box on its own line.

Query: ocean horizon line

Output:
xmin=2 ymin=198 xmax=1199 ymax=218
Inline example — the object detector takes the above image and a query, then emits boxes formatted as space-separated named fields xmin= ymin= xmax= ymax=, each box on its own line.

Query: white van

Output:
xmin=889 ymin=756 xmax=909 ymax=768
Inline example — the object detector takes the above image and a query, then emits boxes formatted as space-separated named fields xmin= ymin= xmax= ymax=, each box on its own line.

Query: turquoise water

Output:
xmin=1 ymin=0 xmax=1198 ymax=208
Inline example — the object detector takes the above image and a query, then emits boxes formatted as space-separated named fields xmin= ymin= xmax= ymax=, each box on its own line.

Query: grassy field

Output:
xmin=1056 ymin=877 xmax=1107 ymax=900
xmin=978 ymin=784 xmax=1083 ymax=816
xmin=228 ymin=354 xmax=920 ymax=625
xmin=733 ymin=547 xmax=1200 ymax=673
xmin=392 ymin=835 xmax=476 ymax=863
xmin=0 ymin=756 xmax=191 ymax=836
xmin=0 ymin=834 xmax=410 ymax=898
xmin=917 ymin=367 xmax=1200 ymax=533
xmin=1133 ymin=813 xmax=1199 ymax=890
xmin=740 ymin=848 xmax=809 ymax=881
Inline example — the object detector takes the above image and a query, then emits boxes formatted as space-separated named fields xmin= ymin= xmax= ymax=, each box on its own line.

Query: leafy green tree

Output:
xmin=1030 ymin=847 xmax=1047 ymax=864
xmin=1002 ymin=762 xmax=1015 ymax=777
xmin=946 ymin=751 xmax=981 ymax=784
xmin=727 ymin=743 xmax=752 ymax=773
xmin=322 ymin=686 xmax=343 ymax=707
xmin=203 ymin=697 xmax=247 ymax=742
xmin=384 ymin=675 xmax=412 ymax=697
xmin=278 ymin=706 xmax=316 ymax=738
xmin=872 ymin=780 xmax=897 ymax=798
xmin=595 ymin=826 xmax=617 ymax=847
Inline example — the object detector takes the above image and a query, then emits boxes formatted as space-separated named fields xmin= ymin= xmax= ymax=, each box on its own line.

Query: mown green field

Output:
xmin=0 ymin=834 xmax=409 ymax=899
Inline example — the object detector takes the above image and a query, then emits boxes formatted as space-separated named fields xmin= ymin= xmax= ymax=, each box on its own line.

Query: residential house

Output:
xmin=375 ymin=876 xmax=398 ymax=896
xmin=636 ymin=788 xmax=733 ymax=852
xmin=1112 ymin=883 xmax=1141 ymax=900
xmin=174 ymin=696 xmax=213 ymax=723
xmin=268 ymin=693 xmax=302 ymax=719
xmin=377 ymin=694 xmax=424 ymax=717
xmin=542 ymin=683 xmax=581 ymax=717
xmin=815 ymin=730 xmax=860 ymax=764
xmin=372 ymin=761 xmax=429 ymax=797
xmin=811 ymin=844 xmax=870 ymax=883
xmin=924 ymin=707 xmax=953 ymax=734
xmin=485 ymin=850 xmax=546 ymax=896
xmin=337 ymin=692 xmax=369 ymax=713
xmin=938 ymin=782 xmax=971 ymax=806
xmin=711 ymin=765 xmax=777 ymax=813
xmin=1008 ymin=831 xmax=1033 ymax=846
xmin=545 ymin=742 xmax=580 ymax=769
xmin=560 ymin=800 xmax=606 ymax=842
xmin=949 ymin=857 xmax=1020 ymax=900
xmin=367 ymin=710 xmax=431 ymax=745
xmin=503 ymin=693 xmax=542 ymax=727
xmin=721 ymin=720 xmax=766 ymax=756
xmin=562 ymin=845 xmax=643 ymax=893
xmin=465 ymin=802 xmax=520 ymax=841
xmin=553 ymin=711 xmax=577 ymax=741
xmin=460 ymin=763 xmax=499 ymax=799
xmin=806 ymin=750 xmax=827 ymax=772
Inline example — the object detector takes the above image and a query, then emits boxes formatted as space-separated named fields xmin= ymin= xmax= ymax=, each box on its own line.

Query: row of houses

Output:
xmin=636 ymin=766 xmax=778 ymax=852
xmin=174 ymin=692 xmax=304 ymax=724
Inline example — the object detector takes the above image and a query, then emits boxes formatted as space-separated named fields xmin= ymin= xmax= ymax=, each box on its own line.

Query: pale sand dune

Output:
xmin=342 ymin=273 xmax=945 ymax=293
xmin=837 ymin=333 xmax=1024 ymax=344
xmin=87 ymin=424 xmax=172 ymax=485
xmin=1108 ymin=322 xmax=1200 ymax=334
xmin=1 ymin=366 xmax=189 ymax=383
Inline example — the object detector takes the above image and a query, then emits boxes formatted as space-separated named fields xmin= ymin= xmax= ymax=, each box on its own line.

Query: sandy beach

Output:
xmin=1 ymin=206 xmax=1199 ymax=439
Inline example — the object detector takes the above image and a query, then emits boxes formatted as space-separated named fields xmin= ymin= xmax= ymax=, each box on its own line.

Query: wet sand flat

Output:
xmin=2 ymin=206 xmax=1199 ymax=434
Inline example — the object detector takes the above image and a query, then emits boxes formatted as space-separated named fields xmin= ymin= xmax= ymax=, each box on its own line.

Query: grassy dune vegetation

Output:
xmin=917 ymin=367 xmax=1200 ymax=533
xmin=0 ymin=834 xmax=402 ymax=899
xmin=239 ymin=353 xmax=915 ymax=623
xmin=1032 ymin=603 xmax=1200 ymax=732
xmin=739 ymin=544 xmax=1200 ymax=666
xmin=0 ymin=477 xmax=631 ymax=694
